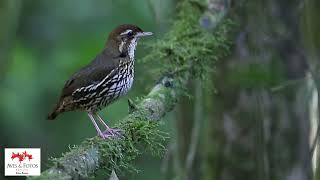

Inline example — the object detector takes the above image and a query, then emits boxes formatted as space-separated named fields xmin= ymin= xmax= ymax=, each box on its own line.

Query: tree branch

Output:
xmin=185 ymin=81 xmax=203 ymax=173
xmin=30 ymin=76 xmax=179 ymax=180
xmin=109 ymin=170 xmax=119 ymax=180
xmin=29 ymin=0 xmax=234 ymax=179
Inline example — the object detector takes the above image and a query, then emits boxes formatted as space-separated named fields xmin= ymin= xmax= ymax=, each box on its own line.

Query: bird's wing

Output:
xmin=60 ymin=56 xmax=119 ymax=98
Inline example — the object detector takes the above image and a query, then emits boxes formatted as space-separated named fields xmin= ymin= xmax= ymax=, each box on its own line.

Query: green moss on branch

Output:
xmin=29 ymin=0 xmax=236 ymax=179
xmin=29 ymin=77 xmax=174 ymax=180
xmin=143 ymin=1 xmax=235 ymax=84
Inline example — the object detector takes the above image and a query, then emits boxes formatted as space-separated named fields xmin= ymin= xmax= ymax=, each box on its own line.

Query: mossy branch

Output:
xmin=29 ymin=77 xmax=176 ymax=180
xmin=29 ymin=0 xmax=235 ymax=179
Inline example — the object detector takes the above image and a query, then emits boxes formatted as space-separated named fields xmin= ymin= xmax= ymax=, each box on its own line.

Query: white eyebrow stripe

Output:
xmin=120 ymin=29 xmax=132 ymax=36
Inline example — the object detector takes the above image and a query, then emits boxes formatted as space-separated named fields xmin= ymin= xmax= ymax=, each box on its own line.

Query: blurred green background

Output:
xmin=1 ymin=0 xmax=320 ymax=180
xmin=0 ymin=0 xmax=174 ymax=179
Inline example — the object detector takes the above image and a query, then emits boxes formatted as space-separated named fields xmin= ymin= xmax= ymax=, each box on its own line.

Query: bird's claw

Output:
xmin=98 ymin=133 xmax=112 ymax=139
xmin=98 ymin=128 xmax=123 ymax=139
xmin=103 ymin=128 xmax=123 ymax=136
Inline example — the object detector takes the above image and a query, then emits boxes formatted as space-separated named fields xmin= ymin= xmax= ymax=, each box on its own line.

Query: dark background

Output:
xmin=0 ymin=0 xmax=173 ymax=179
xmin=1 ymin=0 xmax=320 ymax=180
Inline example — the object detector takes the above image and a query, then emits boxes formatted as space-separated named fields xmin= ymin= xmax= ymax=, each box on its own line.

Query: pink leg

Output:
xmin=94 ymin=113 xmax=122 ymax=137
xmin=87 ymin=113 xmax=113 ymax=139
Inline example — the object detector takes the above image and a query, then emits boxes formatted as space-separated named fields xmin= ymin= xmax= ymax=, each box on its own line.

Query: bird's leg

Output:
xmin=94 ymin=113 xmax=122 ymax=137
xmin=87 ymin=112 xmax=112 ymax=139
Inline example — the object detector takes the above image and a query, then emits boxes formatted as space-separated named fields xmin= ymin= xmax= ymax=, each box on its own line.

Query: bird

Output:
xmin=47 ymin=24 xmax=153 ymax=139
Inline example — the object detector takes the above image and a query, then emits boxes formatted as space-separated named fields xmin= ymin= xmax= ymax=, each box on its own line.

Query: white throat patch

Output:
xmin=128 ymin=38 xmax=138 ymax=60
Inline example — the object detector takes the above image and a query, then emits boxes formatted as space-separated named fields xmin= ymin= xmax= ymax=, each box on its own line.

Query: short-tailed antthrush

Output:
xmin=47 ymin=24 xmax=152 ymax=139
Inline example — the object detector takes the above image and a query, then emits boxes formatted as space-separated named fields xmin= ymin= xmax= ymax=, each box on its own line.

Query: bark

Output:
xmin=28 ymin=0 xmax=233 ymax=179
xmin=301 ymin=0 xmax=320 ymax=179
xmin=109 ymin=170 xmax=119 ymax=180
xmin=205 ymin=1 xmax=312 ymax=180
xmin=185 ymin=81 xmax=203 ymax=175
xmin=29 ymin=76 xmax=179 ymax=180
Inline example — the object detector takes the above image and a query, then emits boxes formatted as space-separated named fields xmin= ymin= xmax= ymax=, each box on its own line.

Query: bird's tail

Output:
xmin=47 ymin=110 xmax=59 ymax=120
xmin=47 ymin=104 xmax=62 ymax=120
xmin=47 ymin=97 xmax=72 ymax=120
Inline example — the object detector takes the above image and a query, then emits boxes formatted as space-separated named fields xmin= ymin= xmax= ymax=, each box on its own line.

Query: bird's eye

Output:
xmin=127 ymin=31 xmax=133 ymax=37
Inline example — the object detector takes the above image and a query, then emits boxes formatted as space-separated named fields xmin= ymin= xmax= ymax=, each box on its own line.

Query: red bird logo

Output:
xmin=11 ymin=151 xmax=33 ymax=162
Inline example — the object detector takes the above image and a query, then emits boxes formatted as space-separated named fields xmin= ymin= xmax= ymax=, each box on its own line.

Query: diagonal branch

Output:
xmin=29 ymin=76 xmax=181 ymax=180
xmin=29 ymin=0 xmax=234 ymax=179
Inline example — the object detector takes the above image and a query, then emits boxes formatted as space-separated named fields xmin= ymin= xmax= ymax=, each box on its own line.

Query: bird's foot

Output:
xmin=98 ymin=128 xmax=123 ymax=139
xmin=104 ymin=128 xmax=123 ymax=137
xmin=97 ymin=132 xmax=111 ymax=139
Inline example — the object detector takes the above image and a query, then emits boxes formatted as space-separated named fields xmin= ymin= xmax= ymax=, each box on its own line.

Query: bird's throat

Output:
xmin=119 ymin=38 xmax=138 ymax=61
xmin=128 ymin=38 xmax=137 ymax=60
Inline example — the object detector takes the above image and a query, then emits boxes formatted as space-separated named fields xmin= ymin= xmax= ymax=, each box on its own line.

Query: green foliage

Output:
xmin=71 ymin=1 xmax=235 ymax=176
xmin=28 ymin=1 xmax=236 ymax=179
xmin=96 ymin=118 xmax=167 ymax=174
xmin=45 ymin=118 xmax=168 ymax=178
xmin=29 ymin=106 xmax=169 ymax=180
xmin=143 ymin=1 xmax=236 ymax=87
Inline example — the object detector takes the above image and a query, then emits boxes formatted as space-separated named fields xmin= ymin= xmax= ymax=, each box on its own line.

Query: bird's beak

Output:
xmin=137 ymin=32 xmax=153 ymax=37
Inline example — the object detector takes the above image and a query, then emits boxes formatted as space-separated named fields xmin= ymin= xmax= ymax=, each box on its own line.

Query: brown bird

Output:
xmin=47 ymin=24 xmax=152 ymax=139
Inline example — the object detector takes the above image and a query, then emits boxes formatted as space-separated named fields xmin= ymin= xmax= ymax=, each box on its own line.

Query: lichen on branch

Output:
xmin=29 ymin=0 xmax=235 ymax=179
xmin=143 ymin=1 xmax=235 ymax=83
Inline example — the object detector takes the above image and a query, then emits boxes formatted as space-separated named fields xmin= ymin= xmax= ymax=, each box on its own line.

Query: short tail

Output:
xmin=47 ymin=110 xmax=59 ymax=120
xmin=47 ymin=97 xmax=72 ymax=120
xmin=47 ymin=104 xmax=62 ymax=120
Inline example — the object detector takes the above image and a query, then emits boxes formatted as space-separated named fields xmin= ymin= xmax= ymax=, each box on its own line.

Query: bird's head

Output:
xmin=105 ymin=24 xmax=152 ymax=59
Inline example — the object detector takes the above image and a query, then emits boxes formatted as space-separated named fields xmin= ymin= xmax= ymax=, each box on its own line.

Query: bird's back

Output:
xmin=71 ymin=57 xmax=135 ymax=111
xmin=48 ymin=52 xmax=134 ymax=119
xmin=47 ymin=24 xmax=152 ymax=120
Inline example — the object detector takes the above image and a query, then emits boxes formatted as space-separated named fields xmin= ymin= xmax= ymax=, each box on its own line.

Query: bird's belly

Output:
xmin=87 ymin=75 xmax=134 ymax=111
